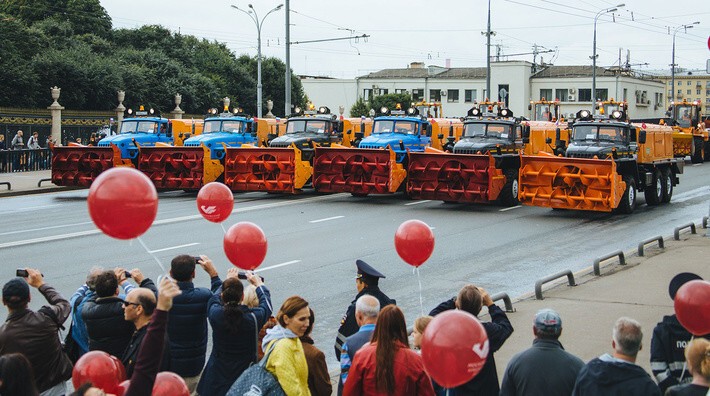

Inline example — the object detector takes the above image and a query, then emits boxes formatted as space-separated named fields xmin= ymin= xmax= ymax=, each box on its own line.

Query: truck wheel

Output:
xmin=660 ymin=169 xmax=673 ymax=203
xmin=643 ymin=170 xmax=662 ymax=206
xmin=616 ymin=176 xmax=636 ymax=214
xmin=499 ymin=169 xmax=519 ymax=206
xmin=691 ymin=137 xmax=704 ymax=164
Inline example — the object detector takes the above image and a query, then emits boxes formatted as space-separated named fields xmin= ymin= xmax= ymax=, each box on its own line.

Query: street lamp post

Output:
xmin=591 ymin=4 xmax=624 ymax=111
xmin=231 ymin=3 xmax=283 ymax=118
xmin=671 ymin=21 xmax=700 ymax=103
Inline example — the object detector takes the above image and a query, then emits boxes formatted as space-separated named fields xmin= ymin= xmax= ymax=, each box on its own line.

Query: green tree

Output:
xmin=350 ymin=98 xmax=370 ymax=117
xmin=369 ymin=93 xmax=413 ymax=114
xmin=0 ymin=14 xmax=41 ymax=106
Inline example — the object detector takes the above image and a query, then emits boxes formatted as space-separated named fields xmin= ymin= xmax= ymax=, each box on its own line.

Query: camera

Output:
xmin=193 ymin=256 xmax=202 ymax=264
xmin=16 ymin=269 xmax=28 ymax=277
xmin=238 ymin=271 xmax=264 ymax=282
xmin=124 ymin=271 xmax=132 ymax=278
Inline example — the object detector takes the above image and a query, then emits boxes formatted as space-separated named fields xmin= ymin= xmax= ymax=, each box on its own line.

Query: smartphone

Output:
xmin=124 ymin=271 xmax=132 ymax=278
xmin=193 ymin=256 xmax=202 ymax=264
xmin=238 ymin=271 xmax=264 ymax=282
xmin=16 ymin=269 xmax=28 ymax=277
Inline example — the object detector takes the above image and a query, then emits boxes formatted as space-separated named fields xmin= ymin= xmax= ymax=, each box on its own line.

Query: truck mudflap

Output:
xmin=406 ymin=152 xmax=504 ymax=203
xmin=312 ymin=147 xmax=406 ymax=195
xmin=50 ymin=144 xmax=131 ymax=187
xmin=518 ymin=155 xmax=625 ymax=212
xmin=138 ymin=146 xmax=221 ymax=190
xmin=224 ymin=146 xmax=311 ymax=193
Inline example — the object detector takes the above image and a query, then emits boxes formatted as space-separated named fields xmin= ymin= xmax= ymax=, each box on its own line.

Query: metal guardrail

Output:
xmin=593 ymin=250 xmax=626 ymax=276
xmin=0 ymin=149 xmax=52 ymax=173
xmin=0 ymin=182 xmax=10 ymax=190
xmin=490 ymin=292 xmax=515 ymax=312
xmin=37 ymin=178 xmax=52 ymax=187
xmin=673 ymin=223 xmax=696 ymax=240
xmin=534 ymin=270 xmax=576 ymax=300
xmin=637 ymin=236 xmax=664 ymax=257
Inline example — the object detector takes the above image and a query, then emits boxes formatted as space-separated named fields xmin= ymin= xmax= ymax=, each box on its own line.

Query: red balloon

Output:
xmin=88 ymin=167 xmax=158 ymax=240
xmin=196 ymin=182 xmax=234 ymax=223
xmin=421 ymin=310 xmax=489 ymax=388
xmin=394 ymin=219 xmax=435 ymax=267
xmin=223 ymin=222 xmax=268 ymax=270
xmin=674 ymin=280 xmax=710 ymax=336
xmin=116 ymin=380 xmax=130 ymax=396
xmin=72 ymin=351 xmax=127 ymax=394
xmin=152 ymin=372 xmax=189 ymax=396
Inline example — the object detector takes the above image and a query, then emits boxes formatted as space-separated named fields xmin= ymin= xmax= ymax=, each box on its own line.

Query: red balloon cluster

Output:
xmin=196 ymin=182 xmax=234 ymax=223
xmin=72 ymin=351 xmax=127 ymax=394
xmin=674 ymin=280 xmax=710 ymax=336
xmin=223 ymin=222 xmax=268 ymax=270
xmin=87 ymin=167 xmax=158 ymax=240
xmin=394 ymin=219 xmax=435 ymax=267
xmin=421 ymin=310 xmax=489 ymax=388
xmin=152 ymin=372 xmax=190 ymax=396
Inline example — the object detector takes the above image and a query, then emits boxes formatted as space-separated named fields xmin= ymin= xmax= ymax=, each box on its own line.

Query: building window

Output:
xmin=678 ymin=81 xmax=682 ymax=86
xmin=697 ymin=89 xmax=701 ymax=95
xmin=706 ymin=89 xmax=710 ymax=96
xmin=447 ymin=89 xmax=459 ymax=103
xmin=623 ymin=88 xmax=627 ymax=102
xmin=668 ymin=90 xmax=673 ymax=97
xmin=595 ymin=89 xmax=608 ymax=101
xmin=668 ymin=81 xmax=673 ymax=86
xmin=555 ymin=89 xmax=568 ymax=101
xmin=464 ymin=89 xmax=477 ymax=103
xmin=430 ymin=89 xmax=442 ymax=102
xmin=395 ymin=89 xmax=408 ymax=94
xmin=687 ymin=89 xmax=692 ymax=95
xmin=687 ymin=81 xmax=692 ymax=85
xmin=707 ymin=98 xmax=710 ymax=104
xmin=678 ymin=89 xmax=682 ymax=94
xmin=363 ymin=89 xmax=372 ymax=101
xmin=539 ymin=89 xmax=552 ymax=101
xmin=578 ymin=88 xmax=592 ymax=102
xmin=412 ymin=89 xmax=424 ymax=101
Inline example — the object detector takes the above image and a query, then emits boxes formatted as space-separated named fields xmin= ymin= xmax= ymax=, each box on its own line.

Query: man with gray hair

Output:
xmin=338 ymin=294 xmax=380 ymax=395
xmin=572 ymin=317 xmax=660 ymax=395
xmin=501 ymin=308 xmax=584 ymax=396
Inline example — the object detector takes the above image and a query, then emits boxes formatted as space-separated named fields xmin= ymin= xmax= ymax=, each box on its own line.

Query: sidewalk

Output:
xmin=0 ymin=170 xmax=75 ymax=197
xmin=492 ymin=227 xmax=709 ymax=381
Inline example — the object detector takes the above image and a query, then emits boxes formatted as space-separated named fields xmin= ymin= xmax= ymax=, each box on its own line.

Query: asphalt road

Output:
xmin=1 ymin=162 xmax=709 ymax=370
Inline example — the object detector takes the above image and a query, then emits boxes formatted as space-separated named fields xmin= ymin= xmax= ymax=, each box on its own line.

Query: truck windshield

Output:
xmin=463 ymin=123 xmax=512 ymax=139
xmin=120 ymin=121 xmax=160 ymax=134
xmin=204 ymin=120 xmax=244 ymax=133
xmin=533 ymin=104 xmax=552 ymax=121
xmin=286 ymin=120 xmax=329 ymax=134
xmin=573 ymin=125 xmax=625 ymax=142
xmin=373 ymin=120 xmax=419 ymax=135
xmin=673 ymin=105 xmax=696 ymax=128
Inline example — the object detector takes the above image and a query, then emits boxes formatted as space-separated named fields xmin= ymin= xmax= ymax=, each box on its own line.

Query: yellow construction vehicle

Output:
xmin=665 ymin=99 xmax=708 ymax=163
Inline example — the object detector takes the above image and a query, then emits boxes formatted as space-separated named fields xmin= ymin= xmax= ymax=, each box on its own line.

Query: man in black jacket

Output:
xmin=0 ymin=269 xmax=73 ymax=395
xmin=573 ymin=317 xmax=661 ymax=396
xmin=121 ymin=287 xmax=170 ymax=377
xmin=334 ymin=259 xmax=395 ymax=361
xmin=429 ymin=284 xmax=514 ymax=395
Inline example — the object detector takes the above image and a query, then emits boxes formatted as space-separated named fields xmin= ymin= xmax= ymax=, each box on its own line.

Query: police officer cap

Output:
xmin=356 ymin=259 xmax=386 ymax=279
xmin=668 ymin=272 xmax=702 ymax=300
xmin=534 ymin=308 xmax=562 ymax=335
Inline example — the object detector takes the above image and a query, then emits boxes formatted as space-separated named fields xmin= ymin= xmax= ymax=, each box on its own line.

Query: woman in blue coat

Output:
xmin=197 ymin=268 xmax=272 ymax=396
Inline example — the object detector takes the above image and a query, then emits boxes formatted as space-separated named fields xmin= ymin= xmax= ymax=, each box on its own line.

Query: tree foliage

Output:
xmin=0 ymin=4 xmax=305 ymax=116
xmin=350 ymin=98 xmax=370 ymax=117
xmin=349 ymin=93 xmax=413 ymax=118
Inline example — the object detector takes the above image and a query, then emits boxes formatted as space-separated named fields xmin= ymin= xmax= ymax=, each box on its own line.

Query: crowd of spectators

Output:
xmin=0 ymin=255 xmax=708 ymax=396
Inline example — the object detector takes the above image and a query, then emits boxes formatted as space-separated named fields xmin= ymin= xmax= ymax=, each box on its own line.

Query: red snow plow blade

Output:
xmin=224 ymin=147 xmax=311 ymax=193
xmin=137 ymin=146 xmax=207 ymax=190
xmin=312 ymin=147 xmax=405 ymax=195
xmin=50 ymin=145 xmax=130 ymax=187
xmin=406 ymin=152 xmax=504 ymax=203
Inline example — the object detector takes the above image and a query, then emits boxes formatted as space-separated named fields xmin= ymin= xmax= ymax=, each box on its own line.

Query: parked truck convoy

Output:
xmin=518 ymin=108 xmax=683 ymax=213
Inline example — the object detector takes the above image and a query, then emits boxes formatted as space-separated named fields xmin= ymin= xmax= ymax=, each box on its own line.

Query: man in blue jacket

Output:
xmin=167 ymin=254 xmax=222 ymax=393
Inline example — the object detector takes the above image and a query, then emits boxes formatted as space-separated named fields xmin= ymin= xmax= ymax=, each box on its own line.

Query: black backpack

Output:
xmin=226 ymin=339 xmax=286 ymax=396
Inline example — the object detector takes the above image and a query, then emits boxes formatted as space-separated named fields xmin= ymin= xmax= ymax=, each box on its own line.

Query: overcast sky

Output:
xmin=100 ymin=0 xmax=710 ymax=78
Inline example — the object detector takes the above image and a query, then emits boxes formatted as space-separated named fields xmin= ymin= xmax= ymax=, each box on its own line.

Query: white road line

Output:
xmin=693 ymin=163 xmax=703 ymax=167
xmin=0 ymin=230 xmax=98 ymax=249
xmin=0 ymin=221 xmax=93 ymax=236
xmin=256 ymin=260 xmax=301 ymax=272
xmin=499 ymin=205 xmax=523 ymax=212
xmin=404 ymin=200 xmax=431 ymax=206
xmin=0 ymin=204 xmax=62 ymax=214
xmin=148 ymin=242 xmax=200 ymax=254
xmin=309 ymin=216 xmax=344 ymax=223
xmin=670 ymin=186 xmax=710 ymax=203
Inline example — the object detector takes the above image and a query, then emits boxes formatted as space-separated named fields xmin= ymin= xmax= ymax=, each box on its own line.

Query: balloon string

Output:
xmin=256 ymin=284 xmax=274 ymax=314
xmin=679 ymin=335 xmax=694 ymax=382
xmin=136 ymin=237 xmax=166 ymax=273
xmin=220 ymin=223 xmax=227 ymax=235
xmin=415 ymin=267 xmax=424 ymax=316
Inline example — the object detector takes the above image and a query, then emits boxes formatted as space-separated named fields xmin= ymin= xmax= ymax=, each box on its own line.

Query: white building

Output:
xmin=301 ymin=61 xmax=666 ymax=119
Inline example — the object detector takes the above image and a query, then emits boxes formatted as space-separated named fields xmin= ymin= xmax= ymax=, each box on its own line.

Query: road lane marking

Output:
xmin=670 ymin=186 xmax=710 ymax=203
xmin=0 ymin=204 xmax=62 ymax=214
xmin=148 ymin=242 xmax=200 ymax=253
xmin=256 ymin=260 xmax=301 ymax=272
xmin=0 ymin=193 xmax=346 ymax=250
xmin=309 ymin=216 xmax=344 ymax=223
xmin=0 ymin=221 xmax=93 ymax=236
xmin=404 ymin=200 xmax=431 ymax=206
xmin=499 ymin=205 xmax=522 ymax=212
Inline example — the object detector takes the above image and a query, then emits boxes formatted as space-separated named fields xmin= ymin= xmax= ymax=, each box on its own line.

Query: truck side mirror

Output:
xmin=638 ymin=130 xmax=647 ymax=144
xmin=545 ymin=137 xmax=552 ymax=144
xmin=426 ymin=124 xmax=432 ymax=137
xmin=527 ymin=104 xmax=532 ymax=111
xmin=437 ymin=133 xmax=444 ymax=140
xmin=346 ymin=129 xmax=352 ymax=135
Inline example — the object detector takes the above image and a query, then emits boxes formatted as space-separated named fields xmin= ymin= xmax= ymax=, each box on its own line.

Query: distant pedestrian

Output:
xmin=664 ymin=338 xmax=710 ymax=395
xmin=343 ymin=305 xmax=435 ymax=396
xmin=262 ymin=295 xmax=312 ymax=395
xmin=572 ymin=317 xmax=661 ymax=396
xmin=651 ymin=273 xmax=710 ymax=393
xmin=168 ymin=254 xmax=222 ymax=393
xmin=301 ymin=308 xmax=333 ymax=396
xmin=340 ymin=295 xmax=380 ymax=394
xmin=27 ymin=131 xmax=40 ymax=149
xmin=0 ymin=353 xmax=39 ymax=396
xmin=11 ymin=130 xmax=24 ymax=149
xmin=335 ymin=259 xmax=396 ymax=361
xmin=500 ymin=308 xmax=584 ymax=396
xmin=0 ymin=134 xmax=6 ymax=150
xmin=11 ymin=130 xmax=25 ymax=171
xmin=0 ymin=269 xmax=73 ymax=395
xmin=429 ymin=284 xmax=513 ymax=395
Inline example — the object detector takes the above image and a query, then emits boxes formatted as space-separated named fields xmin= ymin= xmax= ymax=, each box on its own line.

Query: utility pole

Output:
xmin=485 ymin=0 xmax=492 ymax=99
xmin=285 ymin=0 xmax=291 ymax=116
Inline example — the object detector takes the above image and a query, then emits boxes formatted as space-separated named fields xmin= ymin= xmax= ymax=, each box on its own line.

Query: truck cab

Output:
xmin=184 ymin=113 xmax=254 ymax=160
xmin=565 ymin=109 xmax=637 ymax=160
xmin=454 ymin=106 xmax=526 ymax=155
xmin=358 ymin=106 xmax=431 ymax=163
xmin=668 ymin=100 xmax=701 ymax=129
xmin=529 ymin=99 xmax=560 ymax=122
xmin=98 ymin=109 xmax=171 ymax=160
xmin=268 ymin=106 xmax=342 ymax=161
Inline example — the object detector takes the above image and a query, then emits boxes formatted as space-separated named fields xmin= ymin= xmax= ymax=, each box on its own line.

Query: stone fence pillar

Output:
xmin=115 ymin=90 xmax=126 ymax=133
xmin=47 ymin=86 xmax=64 ymax=144
xmin=171 ymin=93 xmax=184 ymax=119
